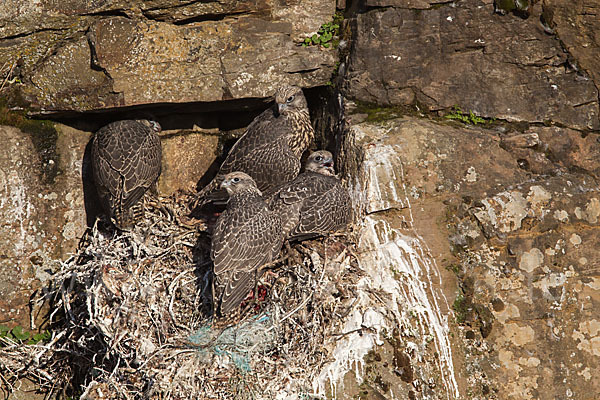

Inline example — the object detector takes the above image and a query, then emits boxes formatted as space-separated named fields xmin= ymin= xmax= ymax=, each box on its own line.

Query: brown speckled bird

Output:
xmin=211 ymin=172 xmax=284 ymax=315
xmin=195 ymin=86 xmax=314 ymax=206
xmin=91 ymin=119 xmax=162 ymax=230
xmin=267 ymin=150 xmax=351 ymax=240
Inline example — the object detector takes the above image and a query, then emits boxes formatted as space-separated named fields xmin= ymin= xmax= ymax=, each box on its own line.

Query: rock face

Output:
xmin=0 ymin=123 xmax=219 ymax=328
xmin=1 ymin=0 xmax=600 ymax=398
xmin=543 ymin=0 xmax=600 ymax=84
xmin=343 ymin=0 xmax=599 ymax=130
xmin=340 ymin=113 xmax=600 ymax=399
xmin=335 ymin=3 xmax=600 ymax=397
xmin=0 ymin=0 xmax=337 ymax=112
xmin=0 ymin=125 xmax=88 ymax=327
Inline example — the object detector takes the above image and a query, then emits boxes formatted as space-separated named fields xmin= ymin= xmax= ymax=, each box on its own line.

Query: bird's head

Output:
xmin=138 ymin=119 xmax=162 ymax=133
xmin=305 ymin=150 xmax=335 ymax=176
xmin=275 ymin=86 xmax=308 ymax=115
xmin=220 ymin=172 xmax=261 ymax=195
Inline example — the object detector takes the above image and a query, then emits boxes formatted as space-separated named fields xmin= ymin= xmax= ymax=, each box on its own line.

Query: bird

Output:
xmin=266 ymin=150 xmax=351 ymax=240
xmin=91 ymin=119 xmax=162 ymax=230
xmin=194 ymin=86 xmax=314 ymax=207
xmin=211 ymin=172 xmax=284 ymax=315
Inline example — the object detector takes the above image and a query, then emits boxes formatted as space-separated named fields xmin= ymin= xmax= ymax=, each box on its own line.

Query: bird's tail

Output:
xmin=112 ymin=201 xmax=143 ymax=230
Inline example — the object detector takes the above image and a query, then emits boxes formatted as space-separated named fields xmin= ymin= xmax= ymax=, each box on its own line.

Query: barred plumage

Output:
xmin=91 ymin=119 xmax=162 ymax=229
xmin=267 ymin=151 xmax=351 ymax=240
xmin=195 ymin=86 xmax=314 ymax=206
xmin=211 ymin=172 xmax=284 ymax=315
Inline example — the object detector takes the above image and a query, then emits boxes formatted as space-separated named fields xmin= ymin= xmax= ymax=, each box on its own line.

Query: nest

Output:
xmin=0 ymin=192 xmax=361 ymax=399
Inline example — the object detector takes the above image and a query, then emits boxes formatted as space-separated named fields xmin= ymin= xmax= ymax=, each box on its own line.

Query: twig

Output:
xmin=0 ymin=59 xmax=16 ymax=92
xmin=266 ymin=292 xmax=313 ymax=334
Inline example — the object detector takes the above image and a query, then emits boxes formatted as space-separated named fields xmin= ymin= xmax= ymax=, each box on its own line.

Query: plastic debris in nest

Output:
xmin=0 ymin=191 xmax=363 ymax=400
xmin=189 ymin=314 xmax=276 ymax=373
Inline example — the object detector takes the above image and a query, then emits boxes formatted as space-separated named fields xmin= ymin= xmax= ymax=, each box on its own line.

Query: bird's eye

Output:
xmin=315 ymin=156 xmax=323 ymax=161
xmin=233 ymin=177 xmax=240 ymax=183
xmin=286 ymin=95 xmax=295 ymax=103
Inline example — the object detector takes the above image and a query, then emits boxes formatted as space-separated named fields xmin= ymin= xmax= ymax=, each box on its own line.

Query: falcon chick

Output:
xmin=91 ymin=119 xmax=162 ymax=230
xmin=267 ymin=150 xmax=351 ymax=240
xmin=195 ymin=86 xmax=314 ymax=207
xmin=211 ymin=172 xmax=284 ymax=315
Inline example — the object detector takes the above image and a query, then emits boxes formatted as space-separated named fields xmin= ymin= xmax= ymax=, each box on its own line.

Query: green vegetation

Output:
xmin=495 ymin=0 xmax=530 ymax=14
xmin=452 ymin=293 xmax=469 ymax=324
xmin=353 ymin=102 xmax=410 ymax=123
xmin=302 ymin=21 xmax=339 ymax=48
xmin=444 ymin=106 xmax=489 ymax=125
xmin=303 ymin=12 xmax=343 ymax=48
xmin=0 ymin=324 xmax=51 ymax=345
xmin=445 ymin=263 xmax=461 ymax=275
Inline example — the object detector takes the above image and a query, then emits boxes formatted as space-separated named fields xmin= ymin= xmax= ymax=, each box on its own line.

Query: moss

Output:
xmin=445 ymin=263 xmax=461 ymax=276
xmin=353 ymin=101 xmax=417 ymax=123
xmin=0 ymin=98 xmax=60 ymax=185
xmin=453 ymin=293 xmax=469 ymax=324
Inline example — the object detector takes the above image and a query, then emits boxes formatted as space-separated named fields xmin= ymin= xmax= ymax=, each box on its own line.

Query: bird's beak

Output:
xmin=278 ymin=103 xmax=287 ymax=114
xmin=323 ymin=158 xmax=334 ymax=168
xmin=150 ymin=121 xmax=161 ymax=132
xmin=220 ymin=179 xmax=231 ymax=189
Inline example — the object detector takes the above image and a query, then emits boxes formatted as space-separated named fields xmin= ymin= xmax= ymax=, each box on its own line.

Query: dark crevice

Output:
xmin=287 ymin=68 xmax=321 ymax=75
xmin=451 ymin=45 xmax=485 ymax=54
xmin=362 ymin=1 xmax=455 ymax=14
xmin=142 ymin=0 xmax=205 ymax=12
xmin=572 ymin=100 xmax=597 ymax=108
xmin=0 ymin=27 xmax=69 ymax=41
xmin=170 ymin=11 xmax=249 ymax=25
xmin=80 ymin=10 xmax=131 ymax=18
xmin=362 ymin=5 xmax=395 ymax=13
xmin=29 ymin=97 xmax=274 ymax=133
xmin=29 ymin=84 xmax=351 ymax=136
xmin=305 ymin=86 xmax=344 ymax=153
xmin=86 ymin=31 xmax=111 ymax=78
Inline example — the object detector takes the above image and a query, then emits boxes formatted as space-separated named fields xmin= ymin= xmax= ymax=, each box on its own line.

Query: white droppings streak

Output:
xmin=315 ymin=134 xmax=459 ymax=398
xmin=357 ymin=143 xmax=407 ymax=214
xmin=1 ymin=170 xmax=34 ymax=255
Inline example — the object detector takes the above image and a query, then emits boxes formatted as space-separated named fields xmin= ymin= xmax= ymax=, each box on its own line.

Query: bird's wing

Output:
xmin=266 ymin=173 xmax=317 ymax=238
xmin=211 ymin=203 xmax=283 ymax=313
xmin=118 ymin=122 xmax=162 ymax=210
xmin=92 ymin=121 xmax=162 ymax=209
xmin=196 ymin=138 xmax=300 ymax=207
xmin=218 ymin=106 xmax=279 ymax=174
xmin=290 ymin=176 xmax=351 ymax=238
xmin=91 ymin=122 xmax=125 ymax=208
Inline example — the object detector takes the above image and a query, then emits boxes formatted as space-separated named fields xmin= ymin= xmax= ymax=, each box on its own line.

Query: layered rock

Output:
xmin=339 ymin=113 xmax=600 ymax=399
xmin=542 ymin=0 xmax=600 ymax=84
xmin=0 ymin=0 xmax=337 ymax=112
xmin=343 ymin=0 xmax=599 ymax=131
xmin=0 ymin=0 xmax=599 ymax=397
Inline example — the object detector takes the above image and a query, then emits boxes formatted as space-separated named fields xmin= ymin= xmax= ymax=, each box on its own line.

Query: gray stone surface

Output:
xmin=0 ymin=0 xmax=336 ymax=112
xmin=340 ymin=114 xmax=600 ymax=399
xmin=343 ymin=0 xmax=599 ymax=130
xmin=543 ymin=0 xmax=600 ymax=84
xmin=0 ymin=125 xmax=88 ymax=327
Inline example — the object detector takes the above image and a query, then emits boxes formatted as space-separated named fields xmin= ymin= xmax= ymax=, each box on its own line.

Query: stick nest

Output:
xmin=0 ymin=193 xmax=361 ymax=399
